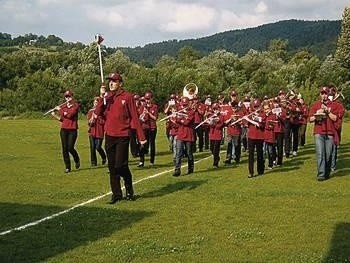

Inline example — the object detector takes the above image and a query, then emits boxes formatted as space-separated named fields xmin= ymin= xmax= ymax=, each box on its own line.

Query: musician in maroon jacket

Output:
xmin=328 ymin=85 xmax=346 ymax=171
xmin=273 ymin=98 xmax=286 ymax=166
xmin=263 ymin=103 xmax=277 ymax=169
xmin=87 ymin=97 xmax=106 ymax=167
xmin=137 ymin=96 xmax=150 ymax=167
xmin=245 ymin=99 xmax=265 ymax=178
xmin=173 ymin=96 xmax=195 ymax=177
xmin=224 ymin=100 xmax=243 ymax=164
xmin=309 ymin=86 xmax=338 ymax=181
xmin=51 ymin=90 xmax=80 ymax=173
xmin=95 ymin=72 xmax=146 ymax=204
xmin=192 ymin=94 xmax=206 ymax=152
xmin=143 ymin=91 xmax=158 ymax=166
xmin=298 ymin=97 xmax=309 ymax=147
xmin=208 ymin=103 xmax=225 ymax=168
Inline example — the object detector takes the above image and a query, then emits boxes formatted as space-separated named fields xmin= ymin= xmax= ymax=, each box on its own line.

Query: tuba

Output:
xmin=183 ymin=83 xmax=198 ymax=100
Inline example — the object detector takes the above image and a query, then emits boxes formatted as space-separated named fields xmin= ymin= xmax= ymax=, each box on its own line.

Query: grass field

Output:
xmin=0 ymin=119 xmax=349 ymax=262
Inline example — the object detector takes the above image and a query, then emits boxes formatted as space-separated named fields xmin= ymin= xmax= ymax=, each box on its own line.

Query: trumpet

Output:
xmin=43 ymin=102 xmax=67 ymax=116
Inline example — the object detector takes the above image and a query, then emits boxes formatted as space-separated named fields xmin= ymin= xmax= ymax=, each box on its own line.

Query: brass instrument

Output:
xmin=183 ymin=83 xmax=198 ymax=100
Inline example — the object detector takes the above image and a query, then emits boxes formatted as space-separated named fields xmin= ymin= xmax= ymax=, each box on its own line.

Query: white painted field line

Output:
xmin=0 ymin=154 xmax=213 ymax=236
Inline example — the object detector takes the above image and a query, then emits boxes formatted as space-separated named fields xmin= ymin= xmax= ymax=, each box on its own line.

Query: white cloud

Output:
xmin=86 ymin=6 xmax=124 ymax=27
xmin=160 ymin=3 xmax=217 ymax=33
xmin=0 ymin=0 xmax=348 ymax=47
xmin=218 ymin=10 xmax=266 ymax=32
xmin=255 ymin=1 xmax=268 ymax=14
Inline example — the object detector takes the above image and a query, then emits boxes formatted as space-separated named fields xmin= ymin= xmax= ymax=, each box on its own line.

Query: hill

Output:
xmin=121 ymin=19 xmax=341 ymax=65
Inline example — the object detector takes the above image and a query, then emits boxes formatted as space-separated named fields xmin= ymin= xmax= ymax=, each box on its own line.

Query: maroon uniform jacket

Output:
xmin=95 ymin=89 xmax=146 ymax=141
xmin=247 ymin=112 xmax=265 ymax=140
xmin=138 ymin=104 xmax=150 ymax=130
xmin=87 ymin=109 xmax=105 ymax=138
xmin=176 ymin=108 xmax=195 ymax=142
xmin=147 ymin=103 xmax=158 ymax=129
xmin=264 ymin=113 xmax=276 ymax=143
xmin=226 ymin=109 xmax=243 ymax=136
xmin=208 ymin=113 xmax=225 ymax=140
xmin=309 ymin=100 xmax=338 ymax=136
xmin=298 ymin=104 xmax=309 ymax=125
xmin=59 ymin=102 xmax=79 ymax=129
xmin=274 ymin=107 xmax=286 ymax=134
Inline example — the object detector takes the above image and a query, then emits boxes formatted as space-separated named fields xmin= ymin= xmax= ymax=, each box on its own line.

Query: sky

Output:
xmin=0 ymin=0 xmax=349 ymax=48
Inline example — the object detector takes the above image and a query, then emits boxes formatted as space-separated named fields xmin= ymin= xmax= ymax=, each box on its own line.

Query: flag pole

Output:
xmin=95 ymin=34 xmax=104 ymax=84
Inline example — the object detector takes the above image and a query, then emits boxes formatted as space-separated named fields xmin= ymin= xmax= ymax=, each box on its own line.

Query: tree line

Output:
xmin=0 ymin=12 xmax=349 ymax=117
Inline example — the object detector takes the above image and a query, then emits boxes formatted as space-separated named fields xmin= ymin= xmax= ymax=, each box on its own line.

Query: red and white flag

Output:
xmin=95 ymin=34 xmax=104 ymax=45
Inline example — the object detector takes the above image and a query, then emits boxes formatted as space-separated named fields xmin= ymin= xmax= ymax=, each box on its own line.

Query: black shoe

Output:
xmin=126 ymin=194 xmax=135 ymax=201
xmin=102 ymin=159 xmax=107 ymax=165
xmin=65 ymin=168 xmax=71 ymax=173
xmin=188 ymin=168 xmax=194 ymax=174
xmin=108 ymin=195 xmax=122 ymax=204
xmin=137 ymin=162 xmax=144 ymax=167
xmin=75 ymin=161 xmax=80 ymax=169
xmin=172 ymin=169 xmax=181 ymax=177
xmin=224 ymin=159 xmax=231 ymax=164
xmin=91 ymin=163 xmax=97 ymax=167
xmin=317 ymin=177 xmax=327 ymax=182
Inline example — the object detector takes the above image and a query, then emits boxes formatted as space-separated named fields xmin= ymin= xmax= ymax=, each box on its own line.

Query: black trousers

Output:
xmin=248 ymin=139 xmax=264 ymax=176
xmin=60 ymin=128 xmax=80 ymax=170
xmin=105 ymin=135 xmax=133 ymax=197
xmin=275 ymin=132 xmax=284 ymax=165
xmin=89 ymin=136 xmax=106 ymax=165
xmin=139 ymin=128 xmax=157 ymax=164
xmin=192 ymin=125 xmax=204 ymax=152
xmin=285 ymin=121 xmax=299 ymax=156
xmin=210 ymin=139 xmax=221 ymax=166
xmin=129 ymin=129 xmax=139 ymax=157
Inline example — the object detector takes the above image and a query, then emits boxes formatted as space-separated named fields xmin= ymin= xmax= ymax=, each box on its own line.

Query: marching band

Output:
xmin=48 ymin=76 xmax=346 ymax=203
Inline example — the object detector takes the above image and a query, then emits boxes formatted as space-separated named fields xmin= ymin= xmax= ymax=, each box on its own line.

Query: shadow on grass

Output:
xmin=323 ymin=222 xmax=350 ymax=263
xmin=141 ymin=180 xmax=207 ymax=198
xmin=0 ymin=203 xmax=153 ymax=263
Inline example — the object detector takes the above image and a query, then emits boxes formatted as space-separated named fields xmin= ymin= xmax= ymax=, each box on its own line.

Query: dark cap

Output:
xmin=144 ymin=92 xmax=153 ymax=99
xmin=64 ymin=90 xmax=73 ymax=97
xmin=106 ymin=73 xmax=123 ymax=82
xmin=319 ymin=86 xmax=329 ymax=94
xmin=252 ymin=99 xmax=261 ymax=108
xmin=230 ymin=90 xmax=238 ymax=96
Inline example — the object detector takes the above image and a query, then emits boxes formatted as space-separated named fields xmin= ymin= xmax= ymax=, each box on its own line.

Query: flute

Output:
xmin=43 ymin=102 xmax=67 ymax=116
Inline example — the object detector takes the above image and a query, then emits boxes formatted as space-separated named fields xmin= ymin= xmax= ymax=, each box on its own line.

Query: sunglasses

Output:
xmin=65 ymin=95 xmax=71 ymax=98
xmin=320 ymin=92 xmax=328 ymax=95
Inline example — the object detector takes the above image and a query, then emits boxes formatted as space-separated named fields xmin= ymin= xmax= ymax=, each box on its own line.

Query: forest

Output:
xmin=0 ymin=16 xmax=349 ymax=116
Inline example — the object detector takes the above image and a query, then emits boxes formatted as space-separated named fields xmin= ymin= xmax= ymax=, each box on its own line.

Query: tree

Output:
xmin=335 ymin=7 xmax=350 ymax=77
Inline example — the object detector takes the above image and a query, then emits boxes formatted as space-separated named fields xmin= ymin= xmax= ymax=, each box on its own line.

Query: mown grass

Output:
xmin=0 ymin=119 xmax=349 ymax=262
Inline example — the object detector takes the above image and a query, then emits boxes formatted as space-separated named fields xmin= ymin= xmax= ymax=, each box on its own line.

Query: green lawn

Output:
xmin=0 ymin=119 xmax=349 ymax=262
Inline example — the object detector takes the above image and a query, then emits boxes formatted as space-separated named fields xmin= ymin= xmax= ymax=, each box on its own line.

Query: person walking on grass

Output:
xmin=172 ymin=96 xmax=195 ymax=177
xmin=309 ymin=86 xmax=339 ymax=181
xmin=51 ymin=90 xmax=80 ymax=173
xmin=95 ymin=72 xmax=146 ymax=204
xmin=87 ymin=97 xmax=106 ymax=167
xmin=244 ymin=99 xmax=265 ymax=178
xmin=207 ymin=103 xmax=225 ymax=168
